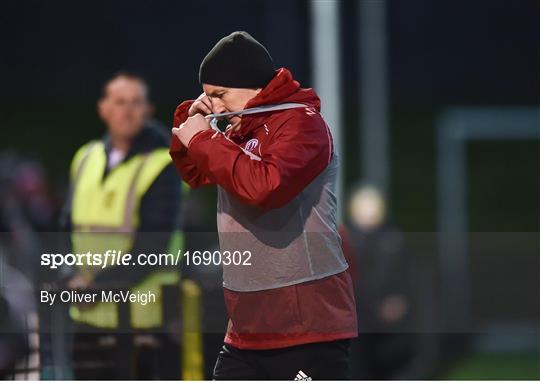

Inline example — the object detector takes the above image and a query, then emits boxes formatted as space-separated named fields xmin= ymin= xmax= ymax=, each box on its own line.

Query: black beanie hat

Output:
xmin=199 ymin=31 xmax=275 ymax=88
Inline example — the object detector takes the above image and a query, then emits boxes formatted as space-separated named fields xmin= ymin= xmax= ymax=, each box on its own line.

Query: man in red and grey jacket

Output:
xmin=170 ymin=31 xmax=357 ymax=380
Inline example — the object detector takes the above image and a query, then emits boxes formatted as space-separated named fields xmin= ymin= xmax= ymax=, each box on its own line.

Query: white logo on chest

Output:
xmin=244 ymin=138 xmax=259 ymax=152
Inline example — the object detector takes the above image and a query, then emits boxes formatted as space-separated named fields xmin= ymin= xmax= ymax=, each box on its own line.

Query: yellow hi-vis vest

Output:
xmin=69 ymin=140 xmax=180 ymax=329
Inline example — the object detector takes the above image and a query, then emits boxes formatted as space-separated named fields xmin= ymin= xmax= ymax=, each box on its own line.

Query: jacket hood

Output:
xmin=245 ymin=68 xmax=320 ymax=111
xmin=236 ymin=68 xmax=320 ymax=136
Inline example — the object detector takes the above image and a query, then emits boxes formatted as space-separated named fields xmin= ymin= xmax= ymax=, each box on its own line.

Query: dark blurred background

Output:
xmin=0 ymin=0 xmax=539 ymax=379
xmin=1 ymin=0 xmax=539 ymax=231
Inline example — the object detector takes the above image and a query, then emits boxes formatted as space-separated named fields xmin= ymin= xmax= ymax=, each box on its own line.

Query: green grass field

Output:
xmin=443 ymin=352 xmax=540 ymax=380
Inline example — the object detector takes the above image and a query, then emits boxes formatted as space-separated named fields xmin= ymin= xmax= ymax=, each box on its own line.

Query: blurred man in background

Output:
xmin=60 ymin=73 xmax=184 ymax=379
xmin=340 ymin=185 xmax=417 ymax=379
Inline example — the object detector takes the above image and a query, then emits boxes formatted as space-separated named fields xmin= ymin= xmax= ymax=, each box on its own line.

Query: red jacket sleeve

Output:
xmin=169 ymin=100 xmax=215 ymax=188
xmin=186 ymin=110 xmax=333 ymax=209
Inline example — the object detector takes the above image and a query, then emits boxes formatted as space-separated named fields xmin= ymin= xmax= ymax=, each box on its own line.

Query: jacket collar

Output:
xmin=103 ymin=120 xmax=169 ymax=163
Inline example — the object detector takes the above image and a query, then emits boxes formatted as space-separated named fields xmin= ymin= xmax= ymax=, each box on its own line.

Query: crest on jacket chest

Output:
xmin=244 ymin=138 xmax=259 ymax=152
xmin=237 ymin=123 xmax=270 ymax=153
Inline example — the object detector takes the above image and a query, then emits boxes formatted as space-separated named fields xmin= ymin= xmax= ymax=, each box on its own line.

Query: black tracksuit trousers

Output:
xmin=213 ymin=339 xmax=351 ymax=380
